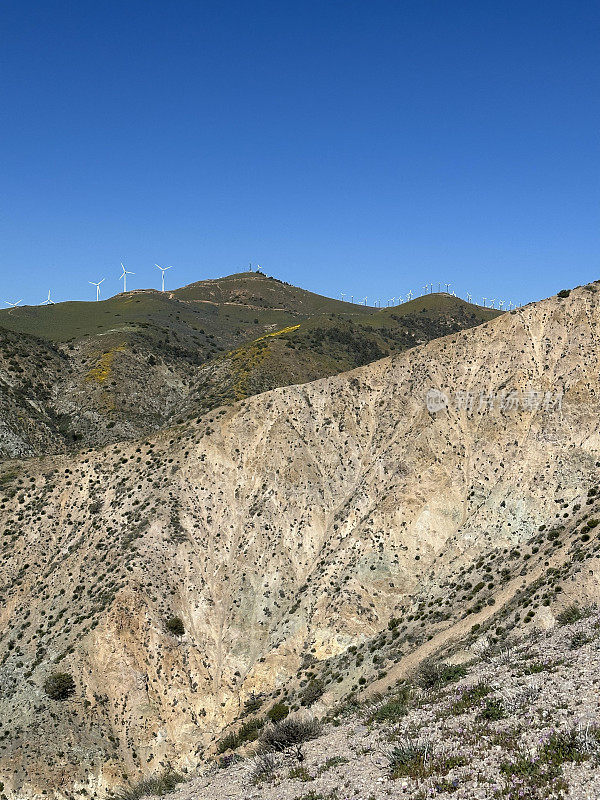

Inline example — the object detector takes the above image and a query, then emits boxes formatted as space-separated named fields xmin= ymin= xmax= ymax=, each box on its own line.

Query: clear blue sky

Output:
xmin=1 ymin=0 xmax=598 ymax=307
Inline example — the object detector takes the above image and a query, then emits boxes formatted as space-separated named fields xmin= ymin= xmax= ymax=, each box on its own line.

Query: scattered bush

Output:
xmin=557 ymin=289 xmax=571 ymax=298
xmin=44 ymin=672 xmax=75 ymax=700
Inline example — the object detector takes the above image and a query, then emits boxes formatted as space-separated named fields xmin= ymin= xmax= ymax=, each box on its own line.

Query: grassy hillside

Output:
xmin=180 ymin=293 xmax=500 ymax=415
xmin=0 ymin=272 xmax=500 ymax=456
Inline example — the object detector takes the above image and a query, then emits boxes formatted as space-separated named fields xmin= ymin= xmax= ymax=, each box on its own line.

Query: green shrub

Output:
xmin=477 ymin=697 xmax=505 ymax=721
xmin=300 ymin=679 xmax=324 ymax=707
xmin=450 ymin=682 xmax=491 ymax=715
xmin=416 ymin=659 xmax=467 ymax=690
xmin=557 ymin=605 xmax=584 ymax=626
xmin=557 ymin=289 xmax=571 ymax=298
xmin=368 ymin=686 xmax=411 ymax=723
xmin=165 ymin=616 xmax=185 ymax=636
xmin=267 ymin=702 xmax=290 ymax=723
xmin=44 ymin=672 xmax=75 ymax=700
xmin=115 ymin=770 xmax=184 ymax=799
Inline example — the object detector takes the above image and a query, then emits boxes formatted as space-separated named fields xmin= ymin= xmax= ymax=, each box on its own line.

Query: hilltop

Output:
xmin=0 ymin=272 xmax=499 ymax=457
xmin=0 ymin=281 xmax=597 ymax=798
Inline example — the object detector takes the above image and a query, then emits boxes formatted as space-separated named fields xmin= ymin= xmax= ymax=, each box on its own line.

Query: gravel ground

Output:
xmin=153 ymin=612 xmax=600 ymax=800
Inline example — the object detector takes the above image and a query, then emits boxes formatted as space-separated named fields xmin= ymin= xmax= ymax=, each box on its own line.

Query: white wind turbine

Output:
xmin=89 ymin=279 xmax=104 ymax=301
xmin=363 ymin=296 xmax=367 ymax=305
xmin=120 ymin=263 xmax=135 ymax=293
xmin=490 ymin=298 xmax=496 ymax=309
xmin=482 ymin=296 xmax=487 ymax=307
xmin=340 ymin=292 xmax=346 ymax=301
xmin=422 ymin=284 xmax=429 ymax=295
xmin=498 ymin=299 xmax=505 ymax=310
xmin=41 ymin=290 xmax=54 ymax=305
xmin=407 ymin=290 xmax=413 ymax=301
xmin=445 ymin=282 xmax=451 ymax=293
xmin=5 ymin=299 xmax=22 ymax=309
xmin=508 ymin=300 xmax=513 ymax=310
xmin=466 ymin=292 xmax=472 ymax=302
xmin=155 ymin=264 xmax=172 ymax=292
xmin=389 ymin=297 xmax=395 ymax=306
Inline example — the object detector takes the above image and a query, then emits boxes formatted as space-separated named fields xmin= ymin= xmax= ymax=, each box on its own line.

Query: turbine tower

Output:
xmin=120 ymin=263 xmax=135 ymax=293
xmin=41 ymin=290 xmax=54 ymax=305
xmin=155 ymin=264 xmax=172 ymax=292
xmin=89 ymin=279 xmax=105 ymax=301
xmin=444 ymin=282 xmax=451 ymax=293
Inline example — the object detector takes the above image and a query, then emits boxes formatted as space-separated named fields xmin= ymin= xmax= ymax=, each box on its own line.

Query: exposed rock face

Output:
xmin=0 ymin=284 xmax=598 ymax=797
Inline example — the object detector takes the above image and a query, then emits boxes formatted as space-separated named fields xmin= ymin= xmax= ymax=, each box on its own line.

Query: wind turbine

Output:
xmin=350 ymin=295 xmax=354 ymax=304
xmin=422 ymin=284 xmax=429 ymax=295
xmin=507 ymin=300 xmax=513 ymax=310
xmin=155 ymin=264 xmax=172 ymax=292
xmin=120 ymin=263 xmax=135 ymax=293
xmin=389 ymin=297 xmax=395 ymax=306
xmin=363 ymin=296 xmax=367 ymax=305
xmin=490 ymin=298 xmax=496 ymax=309
xmin=4 ymin=300 xmax=22 ymax=309
xmin=482 ymin=297 xmax=487 ymax=307
xmin=444 ymin=283 xmax=451 ymax=293
xmin=340 ymin=292 xmax=346 ymax=301
xmin=41 ymin=290 xmax=54 ymax=305
xmin=89 ymin=279 xmax=104 ymax=301
xmin=407 ymin=290 xmax=413 ymax=301
xmin=466 ymin=292 xmax=472 ymax=303
xmin=498 ymin=300 xmax=505 ymax=310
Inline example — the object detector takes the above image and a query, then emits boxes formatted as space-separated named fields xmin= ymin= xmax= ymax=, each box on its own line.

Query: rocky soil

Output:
xmin=156 ymin=610 xmax=600 ymax=800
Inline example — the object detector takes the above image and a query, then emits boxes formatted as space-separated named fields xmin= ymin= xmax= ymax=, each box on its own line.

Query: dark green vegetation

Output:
xmin=43 ymin=672 xmax=76 ymax=700
xmin=0 ymin=271 xmax=500 ymax=458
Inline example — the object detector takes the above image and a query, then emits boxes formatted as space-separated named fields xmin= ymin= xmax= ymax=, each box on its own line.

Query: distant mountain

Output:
xmin=0 ymin=272 xmax=499 ymax=456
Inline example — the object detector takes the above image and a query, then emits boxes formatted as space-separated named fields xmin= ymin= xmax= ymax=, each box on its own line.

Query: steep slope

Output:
xmin=0 ymin=327 xmax=69 ymax=457
xmin=0 ymin=273 xmax=498 ymax=456
xmin=0 ymin=283 xmax=597 ymax=798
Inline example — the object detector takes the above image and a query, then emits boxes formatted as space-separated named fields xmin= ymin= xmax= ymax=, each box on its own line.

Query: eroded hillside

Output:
xmin=0 ymin=283 xmax=597 ymax=798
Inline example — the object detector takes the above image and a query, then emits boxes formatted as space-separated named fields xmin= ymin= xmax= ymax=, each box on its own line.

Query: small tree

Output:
xmin=44 ymin=672 xmax=76 ymax=700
